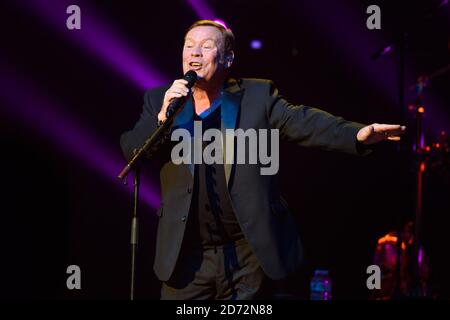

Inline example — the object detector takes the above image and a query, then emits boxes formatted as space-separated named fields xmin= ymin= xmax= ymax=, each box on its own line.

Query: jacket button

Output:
xmin=187 ymin=187 xmax=192 ymax=194
xmin=181 ymin=215 xmax=187 ymax=222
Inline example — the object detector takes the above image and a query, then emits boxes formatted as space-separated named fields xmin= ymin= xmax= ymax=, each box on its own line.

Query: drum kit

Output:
xmin=371 ymin=62 xmax=449 ymax=300
xmin=368 ymin=1 xmax=449 ymax=300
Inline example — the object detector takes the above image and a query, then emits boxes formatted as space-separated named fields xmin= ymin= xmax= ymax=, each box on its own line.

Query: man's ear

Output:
xmin=225 ymin=51 xmax=234 ymax=68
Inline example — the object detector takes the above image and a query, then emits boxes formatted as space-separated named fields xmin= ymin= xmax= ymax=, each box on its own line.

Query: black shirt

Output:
xmin=184 ymin=105 xmax=244 ymax=246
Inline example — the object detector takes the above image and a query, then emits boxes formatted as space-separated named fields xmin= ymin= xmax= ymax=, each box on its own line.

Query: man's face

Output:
xmin=182 ymin=26 xmax=227 ymax=83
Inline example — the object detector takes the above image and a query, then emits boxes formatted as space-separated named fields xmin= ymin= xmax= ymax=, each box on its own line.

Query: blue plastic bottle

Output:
xmin=310 ymin=269 xmax=332 ymax=300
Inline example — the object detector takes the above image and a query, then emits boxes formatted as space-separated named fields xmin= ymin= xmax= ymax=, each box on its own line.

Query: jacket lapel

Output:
xmin=221 ymin=79 xmax=244 ymax=186
xmin=172 ymin=98 xmax=195 ymax=176
xmin=170 ymin=79 xmax=244 ymax=182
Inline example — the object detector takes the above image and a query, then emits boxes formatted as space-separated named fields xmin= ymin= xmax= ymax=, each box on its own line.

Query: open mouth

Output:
xmin=189 ymin=62 xmax=202 ymax=70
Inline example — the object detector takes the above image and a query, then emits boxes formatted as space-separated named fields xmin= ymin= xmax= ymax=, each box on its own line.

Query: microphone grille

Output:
xmin=183 ymin=70 xmax=198 ymax=88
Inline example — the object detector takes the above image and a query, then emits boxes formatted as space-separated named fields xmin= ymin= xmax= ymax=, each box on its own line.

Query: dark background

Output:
xmin=0 ymin=0 xmax=448 ymax=299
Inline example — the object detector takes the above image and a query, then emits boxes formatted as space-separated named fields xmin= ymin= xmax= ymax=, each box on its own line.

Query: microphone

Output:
xmin=165 ymin=70 xmax=197 ymax=119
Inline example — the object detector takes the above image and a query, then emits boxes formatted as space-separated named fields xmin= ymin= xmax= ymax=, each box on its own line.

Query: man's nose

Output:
xmin=191 ymin=47 xmax=202 ymax=57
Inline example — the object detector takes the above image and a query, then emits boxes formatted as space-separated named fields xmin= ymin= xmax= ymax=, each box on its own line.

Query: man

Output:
xmin=120 ymin=20 xmax=405 ymax=300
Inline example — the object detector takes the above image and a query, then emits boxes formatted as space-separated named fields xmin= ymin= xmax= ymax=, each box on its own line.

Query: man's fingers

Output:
xmin=172 ymin=92 xmax=184 ymax=98
xmin=373 ymin=124 xmax=406 ymax=138
xmin=171 ymin=89 xmax=188 ymax=96
xmin=164 ymin=87 xmax=188 ymax=103
xmin=173 ymin=80 xmax=190 ymax=92
xmin=359 ymin=123 xmax=405 ymax=144
xmin=376 ymin=124 xmax=402 ymax=130
xmin=171 ymin=85 xmax=189 ymax=96
xmin=374 ymin=124 xmax=406 ymax=132
xmin=173 ymin=82 xmax=190 ymax=91
xmin=168 ymin=92 xmax=184 ymax=101
xmin=175 ymin=79 xmax=188 ymax=85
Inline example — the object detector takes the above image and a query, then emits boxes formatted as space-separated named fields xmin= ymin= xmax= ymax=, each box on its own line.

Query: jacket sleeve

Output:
xmin=266 ymin=81 xmax=370 ymax=155
xmin=120 ymin=90 xmax=161 ymax=162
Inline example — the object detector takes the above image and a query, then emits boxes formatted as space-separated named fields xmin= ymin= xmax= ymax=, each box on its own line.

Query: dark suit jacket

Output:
xmin=120 ymin=78 xmax=367 ymax=281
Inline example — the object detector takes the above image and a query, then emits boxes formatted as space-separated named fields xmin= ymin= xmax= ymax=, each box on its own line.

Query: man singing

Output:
xmin=120 ymin=20 xmax=405 ymax=300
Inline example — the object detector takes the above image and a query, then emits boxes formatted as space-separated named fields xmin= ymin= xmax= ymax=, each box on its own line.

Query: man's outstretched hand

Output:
xmin=357 ymin=123 xmax=406 ymax=145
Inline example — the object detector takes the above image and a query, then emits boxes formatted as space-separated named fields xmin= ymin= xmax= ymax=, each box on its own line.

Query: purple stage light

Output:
xmin=250 ymin=39 xmax=263 ymax=50
xmin=0 ymin=65 xmax=160 ymax=210
xmin=213 ymin=19 xmax=228 ymax=29
xmin=16 ymin=0 xmax=167 ymax=90
xmin=186 ymin=0 xmax=216 ymax=20
xmin=382 ymin=46 xmax=392 ymax=55
xmin=299 ymin=1 xmax=398 ymax=105
xmin=296 ymin=1 xmax=449 ymax=137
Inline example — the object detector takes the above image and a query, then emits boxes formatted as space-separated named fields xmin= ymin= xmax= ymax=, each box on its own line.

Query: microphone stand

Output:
xmin=407 ymin=63 xmax=450 ymax=296
xmin=412 ymin=78 xmax=427 ymax=297
xmin=373 ymin=30 xmax=408 ymax=299
xmin=130 ymin=166 xmax=139 ymax=301
xmin=117 ymin=93 xmax=192 ymax=300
